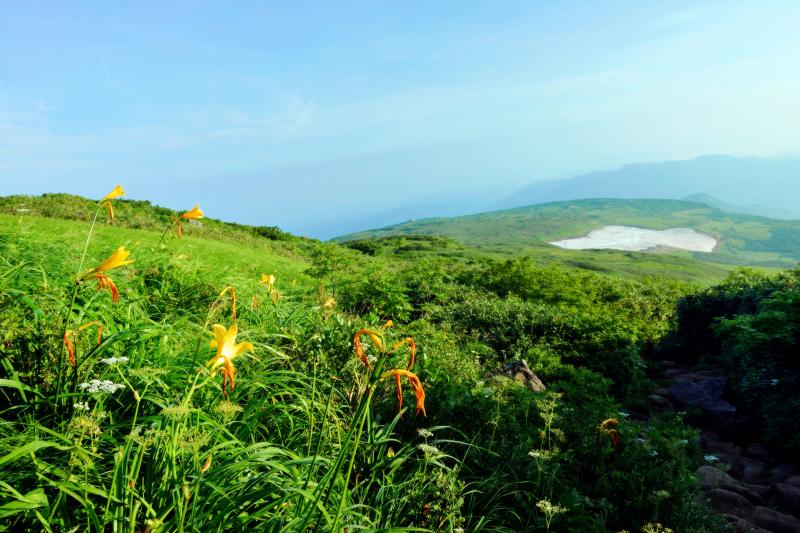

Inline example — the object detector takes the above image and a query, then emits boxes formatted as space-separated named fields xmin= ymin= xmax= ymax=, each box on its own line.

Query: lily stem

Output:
xmin=54 ymin=280 xmax=81 ymax=408
xmin=139 ymin=220 xmax=175 ymax=282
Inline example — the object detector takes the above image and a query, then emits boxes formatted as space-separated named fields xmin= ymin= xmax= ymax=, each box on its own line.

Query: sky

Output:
xmin=1 ymin=1 xmax=800 ymax=238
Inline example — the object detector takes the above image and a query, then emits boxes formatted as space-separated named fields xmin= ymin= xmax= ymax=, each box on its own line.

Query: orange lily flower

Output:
xmin=390 ymin=337 xmax=416 ymax=370
xmin=600 ymin=418 xmax=620 ymax=449
xmin=206 ymin=323 xmax=254 ymax=395
xmin=63 ymin=333 xmax=76 ymax=365
xmin=353 ymin=328 xmax=384 ymax=368
xmin=380 ymin=368 xmax=426 ymax=417
xmin=63 ymin=321 xmax=103 ymax=365
xmin=81 ymin=247 xmax=133 ymax=303
xmin=100 ymin=185 xmax=125 ymax=220
xmin=176 ymin=204 xmax=203 ymax=238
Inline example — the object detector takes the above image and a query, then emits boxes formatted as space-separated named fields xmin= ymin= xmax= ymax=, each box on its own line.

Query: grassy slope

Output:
xmin=337 ymin=198 xmax=800 ymax=270
xmin=0 ymin=213 xmax=313 ymax=300
xmin=0 ymin=194 xmax=731 ymax=530
xmin=3 ymin=193 xmax=742 ymax=285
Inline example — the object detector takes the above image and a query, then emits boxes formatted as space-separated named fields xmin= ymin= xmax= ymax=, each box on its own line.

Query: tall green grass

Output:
xmin=1 ymin=192 xmax=730 ymax=532
xmin=0 ymin=196 xmax=462 ymax=531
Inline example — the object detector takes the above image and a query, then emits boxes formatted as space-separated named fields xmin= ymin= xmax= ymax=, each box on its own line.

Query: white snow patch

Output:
xmin=550 ymin=225 xmax=717 ymax=253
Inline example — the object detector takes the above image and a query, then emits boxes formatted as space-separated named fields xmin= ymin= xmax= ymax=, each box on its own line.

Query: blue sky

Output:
xmin=2 ymin=1 xmax=799 ymax=238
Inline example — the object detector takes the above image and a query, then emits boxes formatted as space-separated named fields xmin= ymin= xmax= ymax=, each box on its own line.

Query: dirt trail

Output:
xmin=654 ymin=363 xmax=800 ymax=533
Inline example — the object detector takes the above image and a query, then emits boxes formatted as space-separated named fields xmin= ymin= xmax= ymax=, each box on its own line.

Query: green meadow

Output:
xmin=2 ymin=192 xmax=798 ymax=531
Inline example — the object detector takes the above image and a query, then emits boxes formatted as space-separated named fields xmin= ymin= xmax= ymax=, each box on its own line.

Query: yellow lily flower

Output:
xmin=260 ymin=273 xmax=276 ymax=286
xmin=80 ymin=247 xmax=133 ymax=303
xmin=380 ymin=368 xmax=426 ymax=417
xmin=100 ymin=185 xmax=125 ymax=220
xmin=94 ymin=247 xmax=134 ymax=273
xmin=176 ymin=204 xmax=204 ymax=239
xmin=103 ymin=185 xmax=125 ymax=201
xmin=206 ymin=323 xmax=254 ymax=394
xmin=180 ymin=204 xmax=204 ymax=220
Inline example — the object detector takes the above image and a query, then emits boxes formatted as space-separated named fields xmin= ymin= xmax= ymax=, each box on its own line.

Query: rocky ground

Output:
xmin=651 ymin=364 xmax=800 ymax=533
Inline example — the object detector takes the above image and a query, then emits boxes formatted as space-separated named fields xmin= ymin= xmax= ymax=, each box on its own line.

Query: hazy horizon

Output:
xmin=2 ymin=1 xmax=800 ymax=238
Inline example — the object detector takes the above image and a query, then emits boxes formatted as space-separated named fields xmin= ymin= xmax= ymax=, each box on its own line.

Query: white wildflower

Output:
xmin=100 ymin=356 xmax=129 ymax=365
xmin=418 ymin=443 xmax=442 ymax=458
xmin=536 ymin=498 xmax=566 ymax=515
xmin=73 ymin=401 xmax=90 ymax=411
xmin=417 ymin=428 xmax=434 ymax=438
xmin=529 ymin=449 xmax=556 ymax=460
xmin=79 ymin=379 xmax=125 ymax=394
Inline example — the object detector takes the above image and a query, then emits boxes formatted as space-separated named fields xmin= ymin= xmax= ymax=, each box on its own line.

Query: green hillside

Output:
xmin=4 ymin=192 xmax=798 ymax=531
xmin=338 ymin=198 xmax=800 ymax=269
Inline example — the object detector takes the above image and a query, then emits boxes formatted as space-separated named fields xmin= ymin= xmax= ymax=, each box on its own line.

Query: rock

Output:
xmin=715 ymin=453 xmax=745 ymax=477
xmin=740 ymin=458 xmax=766 ymax=484
xmin=707 ymin=488 xmax=754 ymax=518
xmin=669 ymin=377 xmax=737 ymax=428
xmin=746 ymin=443 xmax=770 ymax=461
xmin=750 ymin=506 xmax=800 ymax=533
xmin=764 ymin=464 xmax=797 ymax=485
xmin=767 ymin=482 xmax=800 ymax=516
xmin=721 ymin=514 xmax=770 ymax=533
xmin=490 ymin=360 xmax=546 ymax=392
xmin=647 ymin=393 xmax=670 ymax=407
xmin=785 ymin=475 xmax=800 ymax=489
xmin=722 ymin=483 xmax=767 ymax=506
xmin=746 ymin=484 xmax=771 ymax=498
xmin=697 ymin=465 xmax=735 ymax=489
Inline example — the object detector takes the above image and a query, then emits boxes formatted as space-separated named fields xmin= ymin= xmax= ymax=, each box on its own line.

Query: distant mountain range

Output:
xmin=496 ymin=155 xmax=800 ymax=219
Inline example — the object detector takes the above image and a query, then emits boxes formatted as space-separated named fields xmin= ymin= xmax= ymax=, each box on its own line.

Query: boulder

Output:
xmin=706 ymin=488 xmax=754 ymax=518
xmin=764 ymin=464 xmax=797 ymax=485
xmin=714 ymin=453 xmax=745 ymax=477
xmin=669 ymin=376 xmax=749 ymax=437
xmin=669 ymin=377 xmax=737 ymax=431
xmin=721 ymin=514 xmax=770 ymax=533
xmin=785 ymin=475 xmax=800 ymax=489
xmin=697 ymin=466 xmax=735 ymax=489
xmin=749 ymin=506 xmax=800 ymax=533
xmin=740 ymin=458 xmax=766 ymax=484
xmin=767 ymin=482 xmax=800 ymax=516
xmin=490 ymin=360 xmax=546 ymax=392
xmin=721 ymin=483 xmax=766 ymax=506
xmin=647 ymin=393 xmax=670 ymax=407
xmin=746 ymin=484 xmax=771 ymax=498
